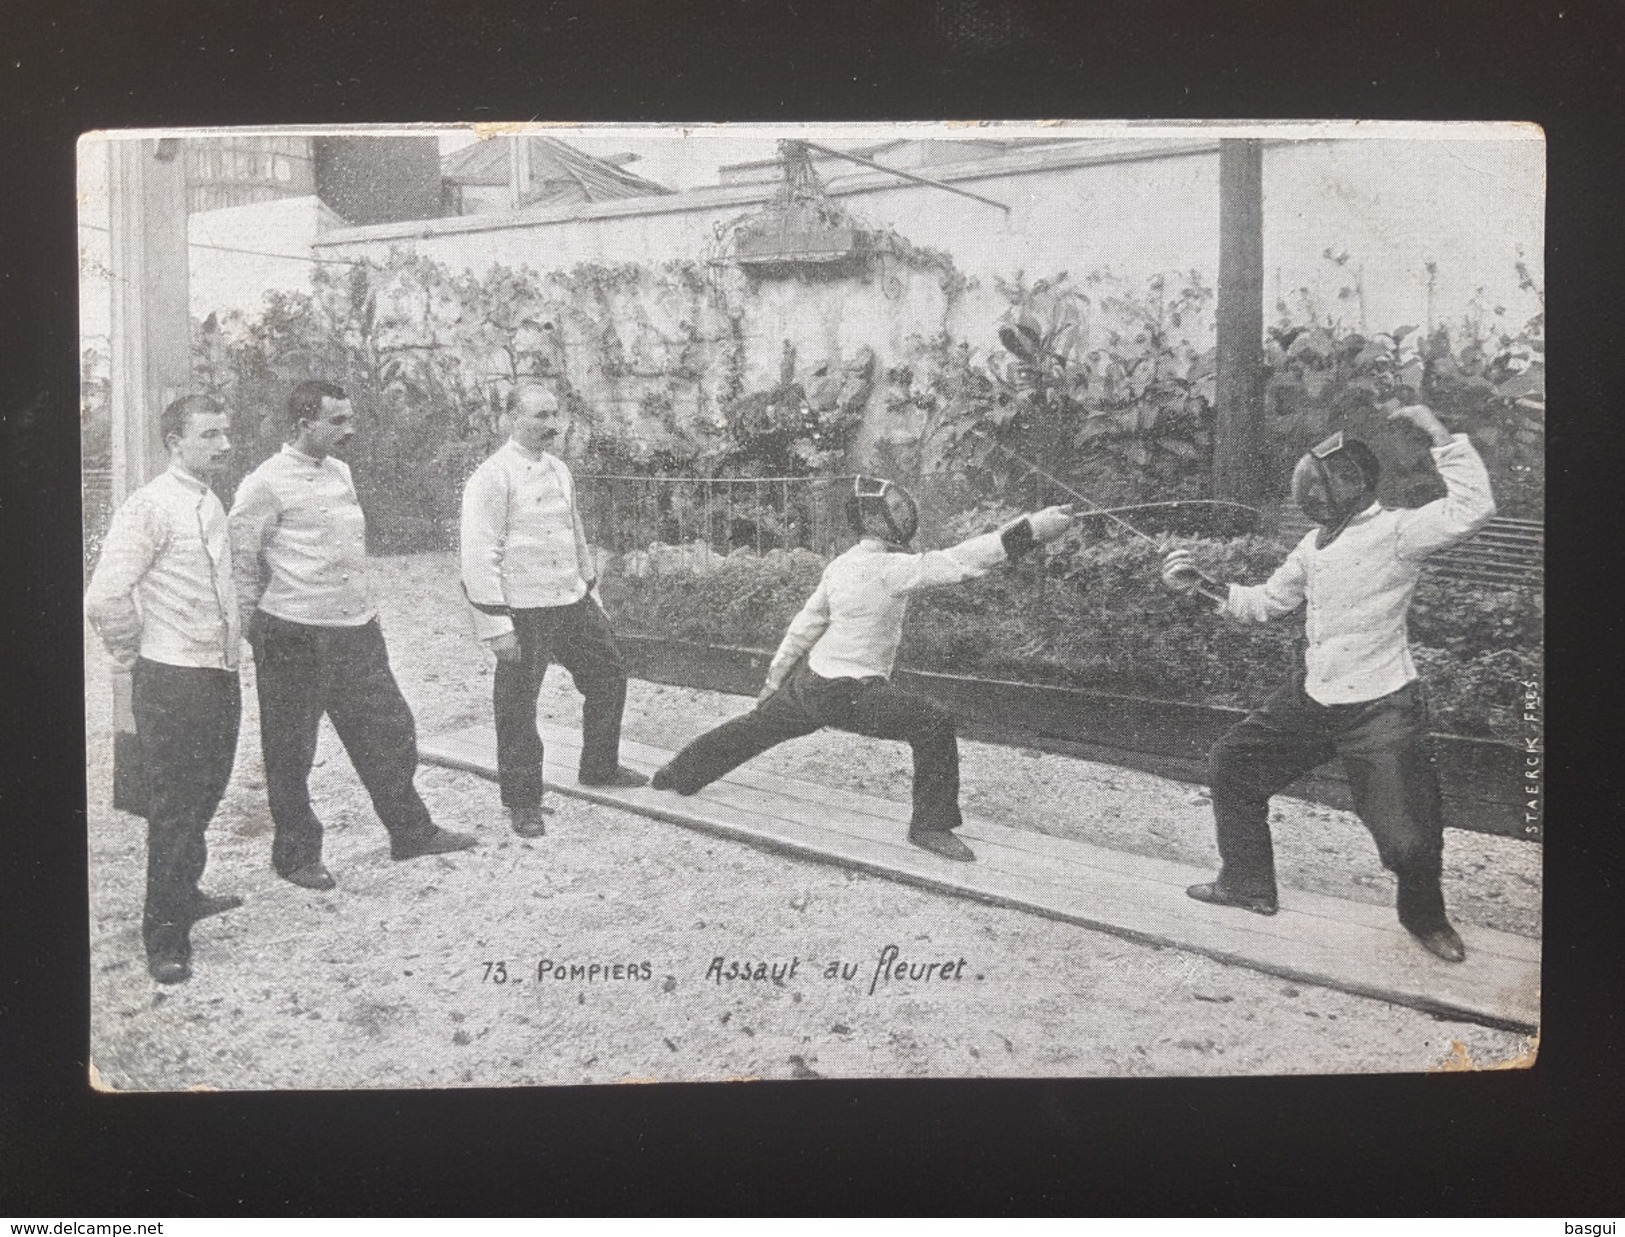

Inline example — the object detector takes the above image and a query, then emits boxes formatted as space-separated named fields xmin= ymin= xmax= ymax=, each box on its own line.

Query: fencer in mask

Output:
xmin=1291 ymin=431 xmax=1382 ymax=547
xmin=652 ymin=476 xmax=1074 ymax=862
xmin=1160 ymin=404 xmax=1496 ymax=962
xmin=846 ymin=472 xmax=922 ymax=546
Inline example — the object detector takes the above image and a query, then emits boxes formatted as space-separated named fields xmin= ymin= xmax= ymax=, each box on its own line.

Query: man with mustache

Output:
xmin=460 ymin=382 xmax=646 ymax=839
xmin=230 ymin=380 xmax=475 ymax=892
xmin=86 ymin=394 xmax=244 ymax=983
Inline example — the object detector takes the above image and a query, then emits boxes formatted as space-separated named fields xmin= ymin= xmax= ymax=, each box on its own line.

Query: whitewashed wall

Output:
xmin=189 ymin=195 xmax=342 ymax=320
xmin=316 ymin=136 xmax=1545 ymax=343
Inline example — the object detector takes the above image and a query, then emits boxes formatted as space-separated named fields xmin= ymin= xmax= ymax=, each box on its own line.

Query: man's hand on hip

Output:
xmin=486 ymin=631 xmax=522 ymax=663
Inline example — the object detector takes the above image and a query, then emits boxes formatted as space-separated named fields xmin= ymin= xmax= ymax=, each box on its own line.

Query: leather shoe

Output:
xmin=1407 ymin=923 xmax=1467 ymax=963
xmin=391 ymin=826 xmax=477 ymax=861
xmin=281 ymin=862 xmax=336 ymax=891
xmin=147 ymin=953 xmax=191 ymax=984
xmin=579 ymin=765 xmax=649 ymax=789
xmin=510 ymin=804 xmax=551 ymax=838
xmin=187 ymin=891 xmax=244 ymax=921
xmin=145 ymin=927 xmax=192 ymax=984
xmin=907 ymin=829 xmax=976 ymax=862
xmin=1186 ymin=881 xmax=1278 ymax=916
xmin=650 ymin=765 xmax=697 ymax=795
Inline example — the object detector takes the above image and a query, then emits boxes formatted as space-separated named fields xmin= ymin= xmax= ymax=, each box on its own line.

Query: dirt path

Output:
xmin=85 ymin=553 xmax=1538 ymax=1089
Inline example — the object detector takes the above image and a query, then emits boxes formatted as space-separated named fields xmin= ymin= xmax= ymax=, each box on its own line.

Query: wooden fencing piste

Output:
xmin=420 ymin=720 xmax=1541 ymax=1034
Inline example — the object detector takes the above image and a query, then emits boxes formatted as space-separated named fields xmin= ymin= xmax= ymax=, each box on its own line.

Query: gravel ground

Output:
xmin=85 ymin=553 xmax=1540 ymax=1090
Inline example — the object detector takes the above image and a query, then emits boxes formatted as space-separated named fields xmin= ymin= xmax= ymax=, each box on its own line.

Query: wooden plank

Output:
xmin=530 ymin=727 xmax=1535 ymax=965
xmin=419 ymin=722 xmax=1541 ymax=1032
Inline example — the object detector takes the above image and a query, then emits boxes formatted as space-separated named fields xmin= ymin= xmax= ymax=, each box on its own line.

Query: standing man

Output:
xmin=230 ymin=380 xmax=474 ymax=891
xmin=460 ymin=383 xmax=647 ymax=838
xmin=1161 ymin=404 xmax=1496 ymax=961
xmin=86 ymin=395 xmax=243 ymax=984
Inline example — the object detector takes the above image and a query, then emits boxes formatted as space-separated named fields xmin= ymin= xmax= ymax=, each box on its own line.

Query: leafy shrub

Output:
xmin=193 ymin=249 xmax=1541 ymax=559
xmin=193 ymin=253 xmax=877 ymax=553
xmin=1411 ymin=647 xmax=1541 ymax=739
xmin=599 ymin=530 xmax=1539 ymax=740
xmin=599 ymin=547 xmax=827 ymax=649
xmin=909 ymin=263 xmax=1543 ymax=519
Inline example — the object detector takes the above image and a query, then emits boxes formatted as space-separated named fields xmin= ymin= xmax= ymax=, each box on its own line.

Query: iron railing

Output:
xmin=80 ymin=465 xmax=1545 ymax=589
xmin=578 ymin=472 xmax=1543 ymax=589
xmin=1275 ymin=511 xmax=1543 ymax=589
xmin=82 ymin=467 xmax=115 ymax=576
xmin=574 ymin=473 xmax=855 ymax=558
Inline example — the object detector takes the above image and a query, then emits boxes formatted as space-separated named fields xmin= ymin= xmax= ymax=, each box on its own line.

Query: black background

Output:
xmin=2 ymin=0 xmax=1621 ymax=1217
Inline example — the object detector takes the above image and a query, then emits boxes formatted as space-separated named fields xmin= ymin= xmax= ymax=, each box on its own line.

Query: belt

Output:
xmin=809 ymin=669 xmax=889 ymax=689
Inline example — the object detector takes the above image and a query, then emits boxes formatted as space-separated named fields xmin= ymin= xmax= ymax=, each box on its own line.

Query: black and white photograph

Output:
xmin=78 ymin=120 xmax=1544 ymax=1091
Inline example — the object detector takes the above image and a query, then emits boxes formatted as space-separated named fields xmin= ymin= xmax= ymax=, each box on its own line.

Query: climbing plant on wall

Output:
xmin=192 ymin=250 xmax=890 ymax=550
xmin=190 ymin=247 xmax=1541 ymax=556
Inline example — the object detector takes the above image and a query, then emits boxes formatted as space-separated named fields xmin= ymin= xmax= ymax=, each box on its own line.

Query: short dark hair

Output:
xmin=287 ymin=380 xmax=348 ymax=428
xmin=504 ymin=382 xmax=558 ymax=414
xmin=159 ymin=394 xmax=225 ymax=449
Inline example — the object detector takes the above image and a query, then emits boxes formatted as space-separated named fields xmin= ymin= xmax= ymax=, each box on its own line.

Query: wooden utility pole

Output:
xmin=1213 ymin=139 xmax=1265 ymax=504
xmin=107 ymin=136 xmax=191 ymax=503
xmin=508 ymin=135 xmax=533 ymax=210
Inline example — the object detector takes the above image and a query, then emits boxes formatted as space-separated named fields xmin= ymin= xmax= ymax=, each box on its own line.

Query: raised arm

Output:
xmin=226 ymin=472 xmax=279 ymax=637
xmin=458 ymin=462 xmax=515 ymax=643
xmin=84 ymin=496 xmax=163 ymax=668
xmin=762 ymin=576 xmax=832 ymax=698
xmin=1388 ymin=405 xmax=1497 ymax=561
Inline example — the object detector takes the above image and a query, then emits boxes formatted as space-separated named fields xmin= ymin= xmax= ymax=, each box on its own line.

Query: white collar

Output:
xmin=855 ymin=536 xmax=909 ymax=553
xmin=506 ymin=439 xmax=559 ymax=466
xmin=165 ymin=462 xmax=212 ymax=493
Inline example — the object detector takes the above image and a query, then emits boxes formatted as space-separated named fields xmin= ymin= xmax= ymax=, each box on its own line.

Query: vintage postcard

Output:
xmin=79 ymin=121 xmax=1543 ymax=1090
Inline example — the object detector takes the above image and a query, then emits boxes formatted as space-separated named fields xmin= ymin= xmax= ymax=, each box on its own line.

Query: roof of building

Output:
xmin=717 ymin=135 xmax=1089 ymax=180
xmin=442 ymin=136 xmax=673 ymax=206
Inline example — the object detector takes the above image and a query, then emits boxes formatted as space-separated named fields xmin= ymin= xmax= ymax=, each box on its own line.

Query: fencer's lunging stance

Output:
xmin=1161 ymin=404 xmax=1496 ymax=962
xmin=651 ymin=477 xmax=1075 ymax=861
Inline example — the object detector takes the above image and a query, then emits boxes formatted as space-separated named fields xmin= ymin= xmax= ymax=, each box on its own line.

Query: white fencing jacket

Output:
xmin=1223 ymin=434 xmax=1497 ymax=704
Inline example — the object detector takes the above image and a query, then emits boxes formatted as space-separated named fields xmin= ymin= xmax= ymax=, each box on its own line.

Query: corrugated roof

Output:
xmin=441 ymin=136 xmax=672 ymax=204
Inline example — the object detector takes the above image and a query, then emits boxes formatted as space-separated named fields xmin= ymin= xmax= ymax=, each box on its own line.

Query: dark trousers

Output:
xmin=251 ymin=613 xmax=433 ymax=874
xmin=495 ymin=597 xmax=630 ymax=807
xmin=659 ymin=661 xmax=963 ymax=832
xmin=130 ymin=659 xmax=241 ymax=954
xmin=1208 ymin=673 xmax=1450 ymax=930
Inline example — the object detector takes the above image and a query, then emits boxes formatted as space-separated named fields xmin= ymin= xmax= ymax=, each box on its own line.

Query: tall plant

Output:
xmin=1264 ymin=253 xmax=1544 ymax=516
xmin=927 ymin=269 xmax=1220 ymax=507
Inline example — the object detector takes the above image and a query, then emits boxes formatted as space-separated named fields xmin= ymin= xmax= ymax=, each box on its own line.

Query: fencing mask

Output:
xmin=847 ymin=475 xmax=920 ymax=546
xmin=1292 ymin=431 xmax=1381 ymax=547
